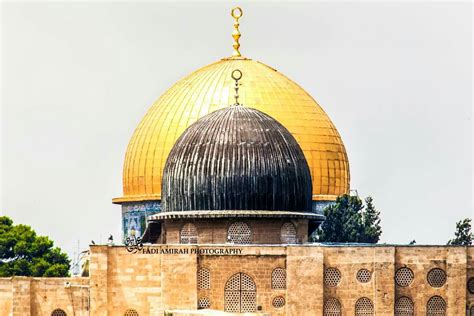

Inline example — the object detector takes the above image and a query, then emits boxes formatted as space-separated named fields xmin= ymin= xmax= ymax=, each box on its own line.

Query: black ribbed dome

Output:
xmin=161 ymin=106 xmax=312 ymax=213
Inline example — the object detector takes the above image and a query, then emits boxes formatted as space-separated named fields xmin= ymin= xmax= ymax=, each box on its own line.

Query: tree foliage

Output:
xmin=447 ymin=218 xmax=473 ymax=246
xmin=316 ymin=194 xmax=382 ymax=243
xmin=0 ymin=216 xmax=70 ymax=277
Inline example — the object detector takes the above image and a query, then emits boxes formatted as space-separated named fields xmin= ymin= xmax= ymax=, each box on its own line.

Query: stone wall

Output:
xmin=0 ymin=278 xmax=13 ymax=315
xmin=0 ymin=276 xmax=88 ymax=316
xmin=30 ymin=277 xmax=89 ymax=316
xmin=286 ymin=246 xmax=323 ymax=315
xmin=323 ymin=246 xmax=395 ymax=315
xmin=198 ymin=246 xmax=287 ymax=314
xmin=393 ymin=246 xmax=467 ymax=315
xmin=90 ymin=245 xmax=161 ymax=315
xmin=0 ymin=244 xmax=472 ymax=315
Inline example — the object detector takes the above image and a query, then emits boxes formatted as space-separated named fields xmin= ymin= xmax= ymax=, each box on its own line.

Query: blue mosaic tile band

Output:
xmin=122 ymin=201 xmax=161 ymax=240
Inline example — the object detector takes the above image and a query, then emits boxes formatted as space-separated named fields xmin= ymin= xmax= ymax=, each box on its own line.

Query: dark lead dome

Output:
xmin=161 ymin=106 xmax=312 ymax=213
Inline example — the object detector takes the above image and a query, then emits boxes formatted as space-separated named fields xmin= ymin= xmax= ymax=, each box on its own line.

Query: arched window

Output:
xmin=271 ymin=268 xmax=286 ymax=289
xmin=198 ymin=267 xmax=210 ymax=289
xmin=280 ymin=222 xmax=297 ymax=244
xmin=180 ymin=223 xmax=198 ymax=244
xmin=224 ymin=272 xmax=256 ymax=312
xmin=426 ymin=296 xmax=446 ymax=316
xmin=395 ymin=296 xmax=414 ymax=316
xmin=124 ymin=310 xmax=139 ymax=316
xmin=355 ymin=297 xmax=374 ymax=316
xmin=324 ymin=298 xmax=341 ymax=316
xmin=227 ymin=222 xmax=251 ymax=244
xmin=51 ymin=309 xmax=67 ymax=316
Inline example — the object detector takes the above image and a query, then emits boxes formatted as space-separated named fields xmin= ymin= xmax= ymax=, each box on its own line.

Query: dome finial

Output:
xmin=231 ymin=69 xmax=243 ymax=106
xmin=231 ymin=7 xmax=243 ymax=57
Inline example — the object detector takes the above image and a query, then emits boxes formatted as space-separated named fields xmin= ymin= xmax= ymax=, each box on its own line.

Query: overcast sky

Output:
xmin=1 ymin=1 xmax=472 ymax=258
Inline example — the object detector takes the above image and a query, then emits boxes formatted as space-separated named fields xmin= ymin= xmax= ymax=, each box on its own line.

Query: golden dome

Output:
xmin=113 ymin=57 xmax=350 ymax=204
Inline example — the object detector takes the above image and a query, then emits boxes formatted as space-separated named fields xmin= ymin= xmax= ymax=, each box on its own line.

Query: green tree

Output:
xmin=316 ymin=194 xmax=382 ymax=243
xmin=0 ymin=216 xmax=70 ymax=277
xmin=361 ymin=197 xmax=382 ymax=243
xmin=447 ymin=218 xmax=473 ymax=246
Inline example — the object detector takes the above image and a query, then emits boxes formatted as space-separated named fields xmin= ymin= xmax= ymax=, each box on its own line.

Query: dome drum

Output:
xmin=142 ymin=217 xmax=320 ymax=245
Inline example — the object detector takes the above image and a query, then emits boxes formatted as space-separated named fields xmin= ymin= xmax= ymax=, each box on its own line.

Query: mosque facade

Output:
xmin=1 ymin=7 xmax=473 ymax=316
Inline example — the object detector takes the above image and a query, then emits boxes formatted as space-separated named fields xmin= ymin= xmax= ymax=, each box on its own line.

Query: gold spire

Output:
xmin=231 ymin=69 xmax=242 ymax=106
xmin=231 ymin=7 xmax=243 ymax=57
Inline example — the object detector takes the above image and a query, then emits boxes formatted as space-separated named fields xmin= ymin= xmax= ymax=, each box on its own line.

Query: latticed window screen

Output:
xmin=324 ymin=267 xmax=342 ymax=287
xmin=272 ymin=296 xmax=285 ymax=308
xmin=51 ymin=309 xmax=67 ymax=316
xmin=427 ymin=268 xmax=446 ymax=288
xmin=227 ymin=222 xmax=252 ymax=244
xmin=271 ymin=268 xmax=286 ymax=289
xmin=395 ymin=267 xmax=414 ymax=287
xmin=468 ymin=278 xmax=474 ymax=294
xmin=224 ymin=272 xmax=257 ymax=313
xmin=280 ymin=222 xmax=297 ymax=244
xmin=198 ymin=267 xmax=210 ymax=289
xmin=225 ymin=291 xmax=240 ymax=313
xmin=241 ymin=273 xmax=256 ymax=291
xmin=395 ymin=296 xmax=414 ymax=316
xmin=180 ymin=223 xmax=198 ymax=244
xmin=124 ymin=310 xmax=139 ymax=316
xmin=356 ymin=268 xmax=372 ymax=283
xmin=324 ymin=298 xmax=342 ymax=316
xmin=197 ymin=297 xmax=211 ymax=309
xmin=355 ymin=297 xmax=374 ymax=316
xmin=470 ymin=306 xmax=474 ymax=316
xmin=426 ymin=296 xmax=446 ymax=316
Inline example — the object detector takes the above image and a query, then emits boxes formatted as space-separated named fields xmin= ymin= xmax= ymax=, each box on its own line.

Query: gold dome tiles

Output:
xmin=114 ymin=58 xmax=350 ymax=203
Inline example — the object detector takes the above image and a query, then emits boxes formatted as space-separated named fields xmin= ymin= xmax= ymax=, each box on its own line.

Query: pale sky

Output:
xmin=1 ymin=1 xmax=472 ymax=259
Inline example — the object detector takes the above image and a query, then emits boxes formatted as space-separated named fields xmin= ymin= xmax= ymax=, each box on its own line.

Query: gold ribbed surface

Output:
xmin=113 ymin=57 xmax=350 ymax=203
